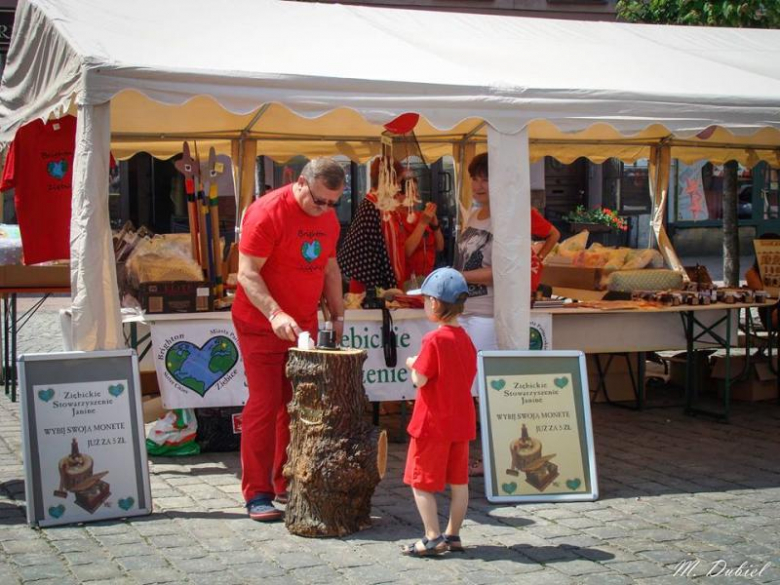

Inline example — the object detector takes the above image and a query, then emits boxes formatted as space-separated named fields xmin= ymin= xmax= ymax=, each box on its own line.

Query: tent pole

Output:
xmin=488 ymin=126 xmax=530 ymax=350
xmin=70 ymin=101 xmax=123 ymax=351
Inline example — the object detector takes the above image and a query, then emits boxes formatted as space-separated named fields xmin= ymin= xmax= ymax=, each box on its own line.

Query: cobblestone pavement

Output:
xmin=0 ymin=297 xmax=779 ymax=584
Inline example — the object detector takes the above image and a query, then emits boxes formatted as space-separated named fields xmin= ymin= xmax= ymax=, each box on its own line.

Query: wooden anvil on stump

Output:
xmin=284 ymin=347 xmax=386 ymax=537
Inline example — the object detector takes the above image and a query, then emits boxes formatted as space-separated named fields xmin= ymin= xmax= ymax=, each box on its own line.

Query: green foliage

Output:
xmin=563 ymin=206 xmax=629 ymax=231
xmin=616 ymin=0 xmax=780 ymax=28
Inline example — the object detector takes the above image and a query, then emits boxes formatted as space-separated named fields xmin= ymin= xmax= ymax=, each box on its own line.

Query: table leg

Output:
xmin=684 ymin=311 xmax=694 ymax=414
xmin=2 ymin=295 xmax=9 ymax=391
xmin=10 ymin=293 xmax=17 ymax=402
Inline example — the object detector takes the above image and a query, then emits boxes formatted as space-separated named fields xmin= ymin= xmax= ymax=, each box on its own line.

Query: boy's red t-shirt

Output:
xmin=531 ymin=208 xmax=554 ymax=292
xmin=407 ymin=325 xmax=477 ymax=441
xmin=232 ymin=184 xmax=340 ymax=334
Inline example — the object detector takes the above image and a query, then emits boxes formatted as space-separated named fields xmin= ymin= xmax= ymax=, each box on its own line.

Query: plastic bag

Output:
xmin=623 ymin=249 xmax=662 ymax=271
xmin=125 ymin=234 xmax=204 ymax=287
xmin=558 ymin=230 xmax=589 ymax=254
xmin=146 ymin=408 xmax=201 ymax=457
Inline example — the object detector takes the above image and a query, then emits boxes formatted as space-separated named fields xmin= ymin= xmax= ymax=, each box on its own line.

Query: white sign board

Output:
xmin=144 ymin=311 xmax=553 ymax=405
xmin=19 ymin=350 xmax=152 ymax=527
xmin=150 ymin=320 xmax=248 ymax=409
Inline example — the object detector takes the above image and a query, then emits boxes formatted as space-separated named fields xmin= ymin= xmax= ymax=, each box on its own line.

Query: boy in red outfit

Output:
xmin=401 ymin=268 xmax=477 ymax=556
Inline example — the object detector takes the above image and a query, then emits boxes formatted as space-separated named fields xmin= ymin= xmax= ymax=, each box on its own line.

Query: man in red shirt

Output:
xmin=233 ymin=158 xmax=346 ymax=521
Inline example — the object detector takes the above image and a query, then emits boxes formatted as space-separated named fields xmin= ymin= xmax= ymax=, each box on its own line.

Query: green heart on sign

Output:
xmin=165 ymin=336 xmax=239 ymax=397
xmin=554 ymin=377 xmax=569 ymax=389
xmin=566 ymin=478 xmax=582 ymax=491
xmin=118 ymin=497 xmax=135 ymax=511
xmin=490 ymin=379 xmax=506 ymax=391
xmin=49 ymin=504 xmax=65 ymax=519
xmin=501 ymin=482 xmax=517 ymax=495
xmin=300 ymin=240 xmax=322 ymax=263
xmin=108 ymin=384 xmax=124 ymax=397
xmin=38 ymin=388 xmax=55 ymax=402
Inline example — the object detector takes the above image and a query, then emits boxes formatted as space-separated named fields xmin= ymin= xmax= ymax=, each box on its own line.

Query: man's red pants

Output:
xmin=233 ymin=320 xmax=293 ymax=502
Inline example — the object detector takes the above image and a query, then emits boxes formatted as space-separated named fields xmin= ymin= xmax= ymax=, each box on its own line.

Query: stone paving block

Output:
xmin=229 ymin=562 xmax=286 ymax=580
xmin=344 ymin=563 xmax=414 ymax=584
xmin=69 ymin=561 xmax=125 ymax=582
xmin=578 ymin=572 xmax=635 ymax=585
xmin=160 ymin=546 xmax=210 ymax=561
xmin=289 ymin=563 xmax=345 ymax=583
xmin=2 ymin=539 xmax=54 ymax=554
xmin=582 ymin=526 xmax=631 ymax=540
xmin=607 ymin=560 xmax=668 ymax=578
xmin=116 ymin=553 xmax=170 ymax=571
xmin=17 ymin=563 xmax=71 ymax=581
xmin=169 ymin=554 xmax=227 ymax=574
xmin=638 ymin=548 xmax=691 ymax=565
xmin=128 ymin=567 xmax=187 ymax=584
xmin=187 ymin=571 xmax=247 ymax=585
xmin=506 ymin=568 xmax=575 ymax=584
xmin=514 ymin=546 xmax=579 ymax=564
xmin=273 ymin=551 xmax=325 ymax=571
xmin=149 ymin=534 xmax=202 ymax=549
xmin=632 ymin=528 xmax=689 ymax=543
xmin=62 ymin=551 xmax=112 ymax=567
xmin=49 ymin=537 xmax=100 ymax=554
xmin=544 ymin=559 xmax=608 ymax=576
xmin=10 ymin=552 xmax=61 ymax=567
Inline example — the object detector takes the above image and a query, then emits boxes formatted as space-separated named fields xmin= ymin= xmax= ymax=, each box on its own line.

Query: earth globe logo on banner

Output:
xmin=529 ymin=326 xmax=545 ymax=351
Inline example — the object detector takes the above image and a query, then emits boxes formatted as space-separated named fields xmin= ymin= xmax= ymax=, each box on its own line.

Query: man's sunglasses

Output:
xmin=305 ymin=180 xmax=340 ymax=208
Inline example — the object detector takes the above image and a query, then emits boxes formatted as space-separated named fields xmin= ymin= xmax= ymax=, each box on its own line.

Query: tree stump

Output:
xmin=284 ymin=348 xmax=384 ymax=537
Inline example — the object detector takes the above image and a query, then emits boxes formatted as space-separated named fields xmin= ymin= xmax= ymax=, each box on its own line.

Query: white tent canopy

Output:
xmin=2 ymin=0 xmax=780 ymax=351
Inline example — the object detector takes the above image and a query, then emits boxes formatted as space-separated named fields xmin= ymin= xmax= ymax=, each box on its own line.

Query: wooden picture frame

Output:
xmin=477 ymin=350 xmax=598 ymax=503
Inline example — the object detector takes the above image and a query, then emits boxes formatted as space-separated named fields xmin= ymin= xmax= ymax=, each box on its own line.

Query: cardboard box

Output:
xmin=711 ymin=354 xmax=779 ymax=402
xmin=138 ymin=281 xmax=212 ymax=314
xmin=541 ymin=265 xmax=605 ymax=291
xmin=0 ymin=264 xmax=70 ymax=288
xmin=588 ymin=353 xmax=642 ymax=403
xmin=140 ymin=370 xmax=159 ymax=396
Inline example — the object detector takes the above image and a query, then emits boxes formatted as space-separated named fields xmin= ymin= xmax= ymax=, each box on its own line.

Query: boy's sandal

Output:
xmin=401 ymin=535 xmax=447 ymax=557
xmin=443 ymin=534 xmax=464 ymax=552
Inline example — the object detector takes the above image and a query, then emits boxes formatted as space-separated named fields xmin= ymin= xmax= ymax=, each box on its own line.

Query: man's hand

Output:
xmin=271 ymin=311 xmax=302 ymax=342
xmin=333 ymin=320 xmax=344 ymax=345
xmin=406 ymin=355 xmax=417 ymax=369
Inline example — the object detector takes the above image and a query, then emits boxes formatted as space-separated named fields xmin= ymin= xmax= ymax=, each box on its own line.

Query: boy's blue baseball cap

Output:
xmin=408 ymin=267 xmax=468 ymax=303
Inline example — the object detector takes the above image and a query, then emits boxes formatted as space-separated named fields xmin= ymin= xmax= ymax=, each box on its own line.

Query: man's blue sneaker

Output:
xmin=246 ymin=496 xmax=283 ymax=522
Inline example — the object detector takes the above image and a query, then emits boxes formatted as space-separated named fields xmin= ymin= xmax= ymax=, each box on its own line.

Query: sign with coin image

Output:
xmin=19 ymin=350 xmax=152 ymax=527
xmin=477 ymin=350 xmax=598 ymax=503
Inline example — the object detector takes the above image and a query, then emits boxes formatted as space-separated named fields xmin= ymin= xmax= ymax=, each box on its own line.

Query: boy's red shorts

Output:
xmin=403 ymin=436 xmax=469 ymax=492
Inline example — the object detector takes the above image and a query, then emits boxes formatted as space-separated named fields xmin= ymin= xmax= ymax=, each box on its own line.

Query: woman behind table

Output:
xmin=400 ymin=177 xmax=445 ymax=286
xmin=338 ymin=157 xmax=406 ymax=294
xmin=454 ymin=152 xmax=559 ymax=475
xmin=745 ymin=232 xmax=780 ymax=328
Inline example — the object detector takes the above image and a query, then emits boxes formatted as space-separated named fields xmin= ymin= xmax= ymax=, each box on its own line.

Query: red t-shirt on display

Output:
xmin=407 ymin=325 xmax=477 ymax=441
xmin=401 ymin=213 xmax=436 ymax=282
xmin=0 ymin=116 xmax=77 ymax=265
xmin=232 ymin=184 xmax=340 ymax=337
xmin=531 ymin=208 xmax=554 ymax=292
